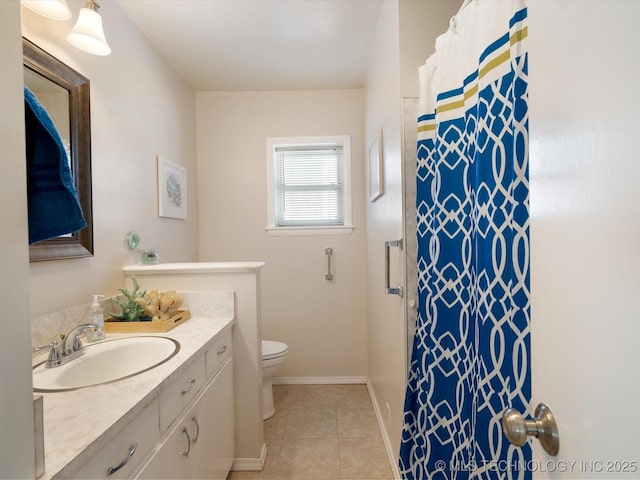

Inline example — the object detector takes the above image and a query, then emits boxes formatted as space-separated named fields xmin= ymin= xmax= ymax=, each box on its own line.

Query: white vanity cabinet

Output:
xmin=40 ymin=315 xmax=236 ymax=480
xmin=136 ymin=348 xmax=234 ymax=479
xmin=59 ymin=400 xmax=161 ymax=479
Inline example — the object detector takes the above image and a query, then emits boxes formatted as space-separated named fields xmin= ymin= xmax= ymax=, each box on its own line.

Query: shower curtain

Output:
xmin=400 ymin=2 xmax=530 ymax=479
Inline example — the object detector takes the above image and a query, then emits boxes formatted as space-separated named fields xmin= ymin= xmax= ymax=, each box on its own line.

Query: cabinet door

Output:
xmin=188 ymin=359 xmax=234 ymax=480
xmin=135 ymin=420 xmax=189 ymax=480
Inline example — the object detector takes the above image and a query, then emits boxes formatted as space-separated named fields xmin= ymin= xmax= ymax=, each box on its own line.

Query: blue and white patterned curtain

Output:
xmin=400 ymin=2 xmax=530 ymax=479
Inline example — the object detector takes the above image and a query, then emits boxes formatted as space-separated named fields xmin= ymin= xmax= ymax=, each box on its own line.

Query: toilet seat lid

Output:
xmin=262 ymin=340 xmax=288 ymax=360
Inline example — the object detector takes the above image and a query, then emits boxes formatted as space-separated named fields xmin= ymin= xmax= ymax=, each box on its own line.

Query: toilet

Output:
xmin=261 ymin=340 xmax=289 ymax=420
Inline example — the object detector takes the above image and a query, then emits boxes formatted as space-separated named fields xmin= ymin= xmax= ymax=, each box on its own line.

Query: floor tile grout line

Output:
xmin=271 ymin=409 xmax=287 ymax=478
xmin=265 ymin=384 xmax=393 ymax=480
xmin=337 ymin=415 xmax=344 ymax=479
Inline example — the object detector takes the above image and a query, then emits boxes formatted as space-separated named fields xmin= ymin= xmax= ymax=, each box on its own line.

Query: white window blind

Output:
xmin=274 ymin=144 xmax=344 ymax=227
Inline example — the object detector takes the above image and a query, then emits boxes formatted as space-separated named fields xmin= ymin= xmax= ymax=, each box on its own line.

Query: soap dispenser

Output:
xmin=87 ymin=294 xmax=105 ymax=342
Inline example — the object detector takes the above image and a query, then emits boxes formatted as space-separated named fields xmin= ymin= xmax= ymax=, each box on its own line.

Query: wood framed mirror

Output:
xmin=23 ymin=37 xmax=93 ymax=262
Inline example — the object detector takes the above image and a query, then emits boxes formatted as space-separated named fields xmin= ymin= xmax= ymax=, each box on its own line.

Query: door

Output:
xmin=189 ymin=359 xmax=234 ymax=480
xmin=528 ymin=2 xmax=640 ymax=477
xmin=402 ymin=97 xmax=419 ymax=370
xmin=136 ymin=421 xmax=188 ymax=480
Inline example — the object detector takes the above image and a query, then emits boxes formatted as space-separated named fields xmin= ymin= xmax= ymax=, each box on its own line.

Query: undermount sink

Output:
xmin=33 ymin=336 xmax=180 ymax=392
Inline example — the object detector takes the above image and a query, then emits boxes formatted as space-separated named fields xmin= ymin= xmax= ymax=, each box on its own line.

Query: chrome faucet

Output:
xmin=33 ymin=323 xmax=98 ymax=368
xmin=62 ymin=323 xmax=98 ymax=356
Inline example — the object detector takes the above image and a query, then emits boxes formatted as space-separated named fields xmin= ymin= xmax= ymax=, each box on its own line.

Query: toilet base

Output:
xmin=263 ymin=378 xmax=275 ymax=420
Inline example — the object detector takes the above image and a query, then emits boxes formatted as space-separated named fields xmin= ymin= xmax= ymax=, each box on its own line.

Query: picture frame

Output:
xmin=368 ymin=130 xmax=383 ymax=202
xmin=157 ymin=156 xmax=187 ymax=219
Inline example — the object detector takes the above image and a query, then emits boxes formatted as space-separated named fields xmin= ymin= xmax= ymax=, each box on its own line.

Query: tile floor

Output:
xmin=227 ymin=384 xmax=394 ymax=480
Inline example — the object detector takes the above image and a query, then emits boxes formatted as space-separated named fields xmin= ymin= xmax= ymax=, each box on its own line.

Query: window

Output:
xmin=266 ymin=136 xmax=353 ymax=235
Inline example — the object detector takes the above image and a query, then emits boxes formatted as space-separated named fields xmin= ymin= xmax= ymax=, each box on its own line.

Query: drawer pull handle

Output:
xmin=180 ymin=427 xmax=191 ymax=458
xmin=106 ymin=442 xmax=137 ymax=476
xmin=191 ymin=416 xmax=200 ymax=445
xmin=217 ymin=345 xmax=227 ymax=355
xmin=180 ymin=379 xmax=196 ymax=395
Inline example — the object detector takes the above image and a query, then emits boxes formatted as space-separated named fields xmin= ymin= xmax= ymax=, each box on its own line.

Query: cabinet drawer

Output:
xmin=159 ymin=354 xmax=206 ymax=432
xmin=63 ymin=401 xmax=160 ymax=479
xmin=205 ymin=328 xmax=232 ymax=380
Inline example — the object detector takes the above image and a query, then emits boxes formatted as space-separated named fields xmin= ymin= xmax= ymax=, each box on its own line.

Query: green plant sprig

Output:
xmin=110 ymin=276 xmax=147 ymax=322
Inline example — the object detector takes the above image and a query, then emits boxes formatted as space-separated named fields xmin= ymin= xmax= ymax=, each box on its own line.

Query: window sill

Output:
xmin=265 ymin=225 xmax=355 ymax=236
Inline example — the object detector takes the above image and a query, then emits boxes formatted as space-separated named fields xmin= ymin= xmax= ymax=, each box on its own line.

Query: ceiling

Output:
xmin=117 ymin=0 xmax=384 ymax=92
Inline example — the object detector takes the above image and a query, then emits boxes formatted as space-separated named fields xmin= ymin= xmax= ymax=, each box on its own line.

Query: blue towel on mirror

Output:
xmin=24 ymin=86 xmax=86 ymax=244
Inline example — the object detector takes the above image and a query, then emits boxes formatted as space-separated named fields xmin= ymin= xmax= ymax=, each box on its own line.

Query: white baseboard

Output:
xmin=366 ymin=380 xmax=401 ymax=480
xmin=231 ymin=442 xmax=267 ymax=471
xmin=273 ymin=376 xmax=367 ymax=385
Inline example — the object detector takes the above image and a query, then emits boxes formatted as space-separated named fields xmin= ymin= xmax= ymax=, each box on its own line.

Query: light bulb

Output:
xmin=21 ymin=0 xmax=72 ymax=20
xmin=67 ymin=1 xmax=111 ymax=56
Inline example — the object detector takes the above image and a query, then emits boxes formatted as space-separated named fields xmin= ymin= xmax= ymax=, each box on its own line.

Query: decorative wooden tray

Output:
xmin=104 ymin=310 xmax=191 ymax=333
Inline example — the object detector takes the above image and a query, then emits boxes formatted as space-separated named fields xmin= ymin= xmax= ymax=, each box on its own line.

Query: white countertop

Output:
xmin=36 ymin=315 xmax=234 ymax=480
xmin=123 ymin=262 xmax=265 ymax=275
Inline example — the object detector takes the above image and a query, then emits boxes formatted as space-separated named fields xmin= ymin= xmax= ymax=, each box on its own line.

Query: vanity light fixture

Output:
xmin=67 ymin=0 xmax=111 ymax=56
xmin=21 ymin=0 xmax=72 ymax=20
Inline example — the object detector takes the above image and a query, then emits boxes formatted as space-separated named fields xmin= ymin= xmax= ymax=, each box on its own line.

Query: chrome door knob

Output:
xmin=502 ymin=403 xmax=560 ymax=456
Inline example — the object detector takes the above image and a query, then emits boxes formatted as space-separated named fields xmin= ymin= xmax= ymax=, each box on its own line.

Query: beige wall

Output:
xmin=0 ymin=2 xmax=36 ymax=477
xmin=399 ymin=0 xmax=459 ymax=98
xmin=364 ymin=0 xmax=406 ymax=459
xmin=364 ymin=0 xmax=458 ymax=464
xmin=196 ymin=89 xmax=368 ymax=378
xmin=21 ymin=0 xmax=199 ymax=317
